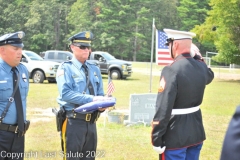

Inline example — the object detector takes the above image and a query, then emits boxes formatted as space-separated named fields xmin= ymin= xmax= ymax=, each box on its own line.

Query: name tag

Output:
xmin=0 ymin=80 xmax=7 ymax=83
xmin=72 ymin=74 xmax=79 ymax=78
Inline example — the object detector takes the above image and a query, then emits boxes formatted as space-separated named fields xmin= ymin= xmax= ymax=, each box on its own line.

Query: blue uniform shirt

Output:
xmin=0 ymin=58 xmax=29 ymax=124
xmin=56 ymin=57 xmax=104 ymax=111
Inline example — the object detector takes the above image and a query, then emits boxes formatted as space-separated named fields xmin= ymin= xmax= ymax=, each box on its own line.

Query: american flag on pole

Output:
xmin=155 ymin=30 xmax=173 ymax=65
xmin=107 ymin=73 xmax=115 ymax=96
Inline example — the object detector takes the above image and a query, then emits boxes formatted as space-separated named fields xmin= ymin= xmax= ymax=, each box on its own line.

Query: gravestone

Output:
xmin=129 ymin=93 xmax=157 ymax=125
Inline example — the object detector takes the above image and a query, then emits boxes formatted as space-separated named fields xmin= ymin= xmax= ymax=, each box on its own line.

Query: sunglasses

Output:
xmin=73 ymin=44 xmax=91 ymax=50
xmin=78 ymin=46 xmax=91 ymax=50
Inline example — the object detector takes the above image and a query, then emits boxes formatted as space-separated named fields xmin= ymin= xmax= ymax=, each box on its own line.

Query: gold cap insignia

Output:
xmin=85 ymin=32 xmax=90 ymax=39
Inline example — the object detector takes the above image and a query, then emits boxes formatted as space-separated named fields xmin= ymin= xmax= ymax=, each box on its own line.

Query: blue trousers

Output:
xmin=161 ymin=143 xmax=203 ymax=160
xmin=0 ymin=130 xmax=24 ymax=160
xmin=62 ymin=118 xmax=97 ymax=160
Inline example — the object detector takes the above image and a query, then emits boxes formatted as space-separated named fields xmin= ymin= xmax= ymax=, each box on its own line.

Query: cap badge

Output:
xmin=18 ymin=33 xmax=23 ymax=39
xmin=22 ymin=73 xmax=27 ymax=82
xmin=85 ymin=32 xmax=90 ymax=39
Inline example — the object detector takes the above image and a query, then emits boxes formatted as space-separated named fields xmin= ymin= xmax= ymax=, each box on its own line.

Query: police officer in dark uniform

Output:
xmin=220 ymin=105 xmax=240 ymax=160
xmin=56 ymin=31 xmax=110 ymax=160
xmin=151 ymin=29 xmax=214 ymax=160
xmin=0 ymin=31 xmax=29 ymax=160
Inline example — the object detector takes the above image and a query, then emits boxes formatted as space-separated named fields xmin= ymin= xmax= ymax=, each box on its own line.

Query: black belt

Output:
xmin=66 ymin=111 xmax=92 ymax=121
xmin=0 ymin=123 xmax=18 ymax=133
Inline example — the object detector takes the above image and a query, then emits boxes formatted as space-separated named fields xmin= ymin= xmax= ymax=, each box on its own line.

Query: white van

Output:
xmin=21 ymin=50 xmax=60 ymax=83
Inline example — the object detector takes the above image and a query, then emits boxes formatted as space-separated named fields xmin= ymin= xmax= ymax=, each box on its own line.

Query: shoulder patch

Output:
xmin=158 ymin=77 xmax=166 ymax=92
xmin=62 ymin=60 xmax=72 ymax=64
xmin=57 ymin=69 xmax=64 ymax=77
xmin=18 ymin=63 xmax=25 ymax=68
xmin=86 ymin=60 xmax=98 ymax=66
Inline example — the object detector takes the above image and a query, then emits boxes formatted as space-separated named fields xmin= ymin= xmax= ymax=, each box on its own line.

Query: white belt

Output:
xmin=171 ymin=106 xmax=200 ymax=115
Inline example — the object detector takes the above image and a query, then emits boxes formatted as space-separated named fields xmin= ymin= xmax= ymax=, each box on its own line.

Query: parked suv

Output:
xmin=89 ymin=51 xmax=132 ymax=79
xmin=40 ymin=50 xmax=100 ymax=68
xmin=39 ymin=50 xmax=131 ymax=79
xmin=40 ymin=50 xmax=73 ymax=63
xmin=21 ymin=50 xmax=59 ymax=83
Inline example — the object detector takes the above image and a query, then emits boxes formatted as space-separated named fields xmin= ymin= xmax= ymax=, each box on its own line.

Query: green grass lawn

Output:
xmin=24 ymin=62 xmax=240 ymax=160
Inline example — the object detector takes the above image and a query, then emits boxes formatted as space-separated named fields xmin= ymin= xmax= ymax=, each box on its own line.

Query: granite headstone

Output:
xmin=129 ymin=93 xmax=157 ymax=124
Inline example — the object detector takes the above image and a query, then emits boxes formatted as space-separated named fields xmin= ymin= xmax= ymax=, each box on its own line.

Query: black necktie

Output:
xmin=12 ymin=67 xmax=24 ymax=133
xmin=82 ymin=64 xmax=95 ymax=95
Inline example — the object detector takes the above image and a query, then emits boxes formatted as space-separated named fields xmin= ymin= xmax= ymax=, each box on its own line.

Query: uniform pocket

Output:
xmin=20 ymin=81 xmax=28 ymax=100
xmin=0 ymin=83 xmax=12 ymax=101
xmin=93 ymin=75 xmax=100 ymax=89
xmin=73 ymin=77 xmax=85 ymax=92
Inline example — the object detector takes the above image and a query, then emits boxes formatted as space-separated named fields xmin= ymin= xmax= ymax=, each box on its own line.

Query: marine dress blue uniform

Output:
xmin=151 ymin=29 xmax=214 ymax=160
xmin=56 ymin=31 xmax=104 ymax=160
xmin=0 ymin=31 xmax=29 ymax=160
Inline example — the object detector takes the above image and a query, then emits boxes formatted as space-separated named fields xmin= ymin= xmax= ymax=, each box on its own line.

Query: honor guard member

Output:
xmin=220 ymin=105 xmax=240 ymax=160
xmin=0 ymin=31 xmax=29 ymax=160
xmin=56 ymin=31 xmax=109 ymax=160
xmin=151 ymin=29 xmax=214 ymax=160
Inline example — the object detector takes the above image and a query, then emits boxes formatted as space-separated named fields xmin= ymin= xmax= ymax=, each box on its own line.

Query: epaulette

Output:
xmin=86 ymin=60 xmax=98 ymax=66
xmin=59 ymin=60 xmax=72 ymax=68
xmin=18 ymin=63 xmax=25 ymax=67
xmin=63 ymin=60 xmax=72 ymax=64
xmin=61 ymin=60 xmax=72 ymax=65
xmin=18 ymin=63 xmax=28 ymax=72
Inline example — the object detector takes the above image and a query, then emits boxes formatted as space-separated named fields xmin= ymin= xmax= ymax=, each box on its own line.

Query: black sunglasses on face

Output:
xmin=73 ymin=44 xmax=91 ymax=50
xmin=78 ymin=46 xmax=91 ymax=50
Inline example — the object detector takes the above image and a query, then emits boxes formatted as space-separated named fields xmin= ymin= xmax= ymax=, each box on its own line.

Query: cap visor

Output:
xmin=79 ymin=42 xmax=91 ymax=47
xmin=11 ymin=44 xmax=24 ymax=48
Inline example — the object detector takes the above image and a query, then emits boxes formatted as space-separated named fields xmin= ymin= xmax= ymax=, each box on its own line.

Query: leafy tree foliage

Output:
xmin=25 ymin=0 xmax=73 ymax=52
xmin=7 ymin=0 xmax=240 ymax=63
xmin=0 ymin=0 xmax=179 ymax=61
xmin=177 ymin=0 xmax=210 ymax=31
xmin=0 ymin=0 xmax=29 ymax=34
xmin=193 ymin=0 xmax=240 ymax=64
xmin=177 ymin=0 xmax=212 ymax=57
xmin=68 ymin=0 xmax=178 ymax=61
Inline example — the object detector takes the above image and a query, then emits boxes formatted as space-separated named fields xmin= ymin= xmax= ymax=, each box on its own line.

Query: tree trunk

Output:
xmin=133 ymin=21 xmax=138 ymax=61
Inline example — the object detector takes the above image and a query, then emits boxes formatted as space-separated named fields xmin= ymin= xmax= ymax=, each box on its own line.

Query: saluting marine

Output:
xmin=151 ymin=29 xmax=214 ymax=160
xmin=0 ymin=31 xmax=30 ymax=160
xmin=56 ymin=31 xmax=111 ymax=160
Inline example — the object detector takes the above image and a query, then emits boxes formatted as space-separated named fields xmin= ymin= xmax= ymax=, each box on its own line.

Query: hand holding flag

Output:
xmin=74 ymin=97 xmax=116 ymax=113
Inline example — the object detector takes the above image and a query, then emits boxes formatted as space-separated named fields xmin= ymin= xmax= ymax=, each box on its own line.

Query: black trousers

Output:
xmin=62 ymin=118 xmax=97 ymax=160
xmin=0 ymin=130 xmax=24 ymax=160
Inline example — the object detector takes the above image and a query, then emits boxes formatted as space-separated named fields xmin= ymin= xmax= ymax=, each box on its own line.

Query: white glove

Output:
xmin=153 ymin=146 xmax=166 ymax=154
xmin=93 ymin=96 xmax=114 ymax=102
xmin=190 ymin=43 xmax=202 ymax=58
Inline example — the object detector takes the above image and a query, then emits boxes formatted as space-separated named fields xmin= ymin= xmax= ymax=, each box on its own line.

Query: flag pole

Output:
xmin=149 ymin=18 xmax=155 ymax=93
xmin=104 ymin=72 xmax=110 ymax=128
xmin=104 ymin=71 xmax=112 ymax=128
